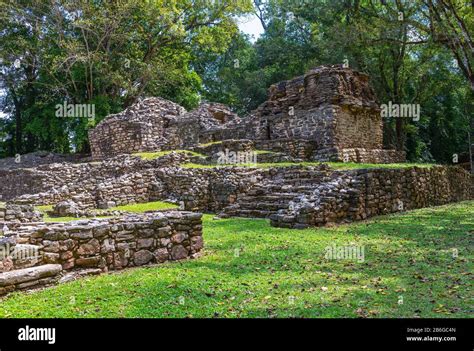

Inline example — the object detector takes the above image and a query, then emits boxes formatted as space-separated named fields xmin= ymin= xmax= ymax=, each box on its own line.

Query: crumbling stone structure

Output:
xmin=249 ymin=65 xmax=406 ymax=162
xmin=269 ymin=166 xmax=473 ymax=228
xmin=3 ymin=65 xmax=473 ymax=300
xmin=88 ymin=98 xmax=243 ymax=160
xmin=88 ymin=65 xmax=405 ymax=163
xmin=0 ymin=211 xmax=203 ymax=296
xmin=0 ymin=204 xmax=43 ymax=223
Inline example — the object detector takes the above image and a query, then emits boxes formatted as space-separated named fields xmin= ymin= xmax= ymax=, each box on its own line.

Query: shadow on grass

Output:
xmin=0 ymin=201 xmax=472 ymax=318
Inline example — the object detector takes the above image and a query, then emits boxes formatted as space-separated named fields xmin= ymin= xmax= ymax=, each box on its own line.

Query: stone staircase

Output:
xmin=220 ymin=168 xmax=330 ymax=218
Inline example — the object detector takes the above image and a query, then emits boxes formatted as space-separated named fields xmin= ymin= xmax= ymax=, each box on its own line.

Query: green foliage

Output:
xmin=0 ymin=0 xmax=252 ymax=156
xmin=0 ymin=0 xmax=472 ymax=164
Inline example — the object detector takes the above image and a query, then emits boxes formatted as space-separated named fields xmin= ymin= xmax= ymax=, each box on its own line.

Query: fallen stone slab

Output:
xmin=0 ymin=264 xmax=62 ymax=287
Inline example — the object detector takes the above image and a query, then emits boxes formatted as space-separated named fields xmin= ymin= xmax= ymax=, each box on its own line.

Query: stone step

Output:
xmin=265 ymin=176 xmax=325 ymax=183
xmin=237 ymin=201 xmax=288 ymax=211
xmin=0 ymin=264 xmax=62 ymax=295
xmin=238 ymin=193 xmax=299 ymax=202
xmin=224 ymin=209 xmax=274 ymax=218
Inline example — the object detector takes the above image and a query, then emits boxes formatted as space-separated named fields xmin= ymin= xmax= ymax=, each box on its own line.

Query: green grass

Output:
xmin=109 ymin=201 xmax=178 ymax=212
xmin=34 ymin=201 xmax=177 ymax=222
xmin=182 ymin=161 xmax=436 ymax=170
xmin=133 ymin=150 xmax=206 ymax=160
xmin=36 ymin=205 xmax=54 ymax=212
xmin=35 ymin=205 xmax=80 ymax=223
xmin=1 ymin=201 xmax=472 ymax=318
xmin=35 ymin=205 xmax=111 ymax=223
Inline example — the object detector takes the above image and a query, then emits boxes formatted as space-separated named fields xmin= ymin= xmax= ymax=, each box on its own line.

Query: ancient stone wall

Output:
xmin=270 ymin=166 xmax=473 ymax=228
xmin=89 ymin=98 xmax=188 ymax=159
xmin=333 ymin=106 xmax=382 ymax=149
xmin=0 ymin=204 xmax=43 ymax=223
xmin=0 ymin=151 xmax=88 ymax=170
xmin=88 ymin=98 xmax=247 ymax=160
xmin=254 ymin=139 xmax=318 ymax=160
xmin=0 ymin=168 xmax=52 ymax=202
xmin=87 ymin=66 xmax=402 ymax=163
xmin=24 ymin=211 xmax=203 ymax=271
xmin=0 ymin=264 xmax=62 ymax=295
xmin=337 ymin=148 xmax=406 ymax=164
xmin=252 ymin=66 xmax=384 ymax=150
xmin=0 ymin=211 xmax=203 ymax=295
xmin=1 ymin=153 xmax=186 ymax=205
xmin=191 ymin=139 xmax=317 ymax=162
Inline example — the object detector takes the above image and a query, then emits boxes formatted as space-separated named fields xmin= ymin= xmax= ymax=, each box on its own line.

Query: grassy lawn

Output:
xmin=35 ymin=205 xmax=82 ymax=223
xmin=133 ymin=150 xmax=206 ymax=160
xmin=182 ymin=161 xmax=436 ymax=170
xmin=130 ymin=148 xmax=436 ymax=171
xmin=34 ymin=201 xmax=177 ymax=223
xmin=1 ymin=201 xmax=472 ymax=318
xmin=109 ymin=201 xmax=178 ymax=212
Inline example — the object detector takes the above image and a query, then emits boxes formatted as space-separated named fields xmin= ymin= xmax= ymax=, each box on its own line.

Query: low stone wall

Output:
xmin=312 ymin=147 xmax=405 ymax=163
xmin=254 ymin=138 xmax=317 ymax=160
xmin=22 ymin=211 xmax=203 ymax=271
xmin=0 ymin=204 xmax=43 ymax=223
xmin=270 ymin=166 xmax=473 ymax=228
xmin=0 ymin=151 xmax=87 ymax=170
xmin=0 ymin=211 xmax=203 ymax=296
xmin=191 ymin=139 xmax=254 ymax=163
xmin=2 ymin=153 xmax=186 ymax=206
xmin=339 ymin=148 xmax=406 ymax=164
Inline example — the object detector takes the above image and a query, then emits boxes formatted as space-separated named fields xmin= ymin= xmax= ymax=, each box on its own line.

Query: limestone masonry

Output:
xmin=0 ymin=64 xmax=472 ymax=297
xmin=89 ymin=65 xmax=405 ymax=163
xmin=0 ymin=211 xmax=203 ymax=296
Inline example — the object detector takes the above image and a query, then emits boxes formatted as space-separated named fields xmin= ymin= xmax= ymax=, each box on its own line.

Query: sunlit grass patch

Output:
xmin=181 ymin=161 xmax=436 ymax=170
xmin=109 ymin=200 xmax=178 ymax=213
xmin=2 ymin=201 xmax=472 ymax=318
xmin=35 ymin=204 xmax=111 ymax=223
xmin=134 ymin=150 xmax=206 ymax=160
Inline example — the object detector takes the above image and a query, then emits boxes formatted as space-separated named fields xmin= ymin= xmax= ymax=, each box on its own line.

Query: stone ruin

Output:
xmin=0 ymin=211 xmax=203 ymax=296
xmin=89 ymin=98 xmax=243 ymax=159
xmin=89 ymin=65 xmax=405 ymax=163
xmin=0 ymin=65 xmax=472 ymax=297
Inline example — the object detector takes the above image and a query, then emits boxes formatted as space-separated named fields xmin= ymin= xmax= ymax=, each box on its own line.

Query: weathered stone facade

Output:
xmin=0 ymin=204 xmax=43 ymax=223
xmin=269 ymin=166 xmax=473 ymax=228
xmin=88 ymin=98 xmax=243 ymax=160
xmin=0 ymin=153 xmax=186 ymax=204
xmin=0 ymin=211 xmax=203 ymax=296
xmin=88 ymin=65 xmax=405 ymax=163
